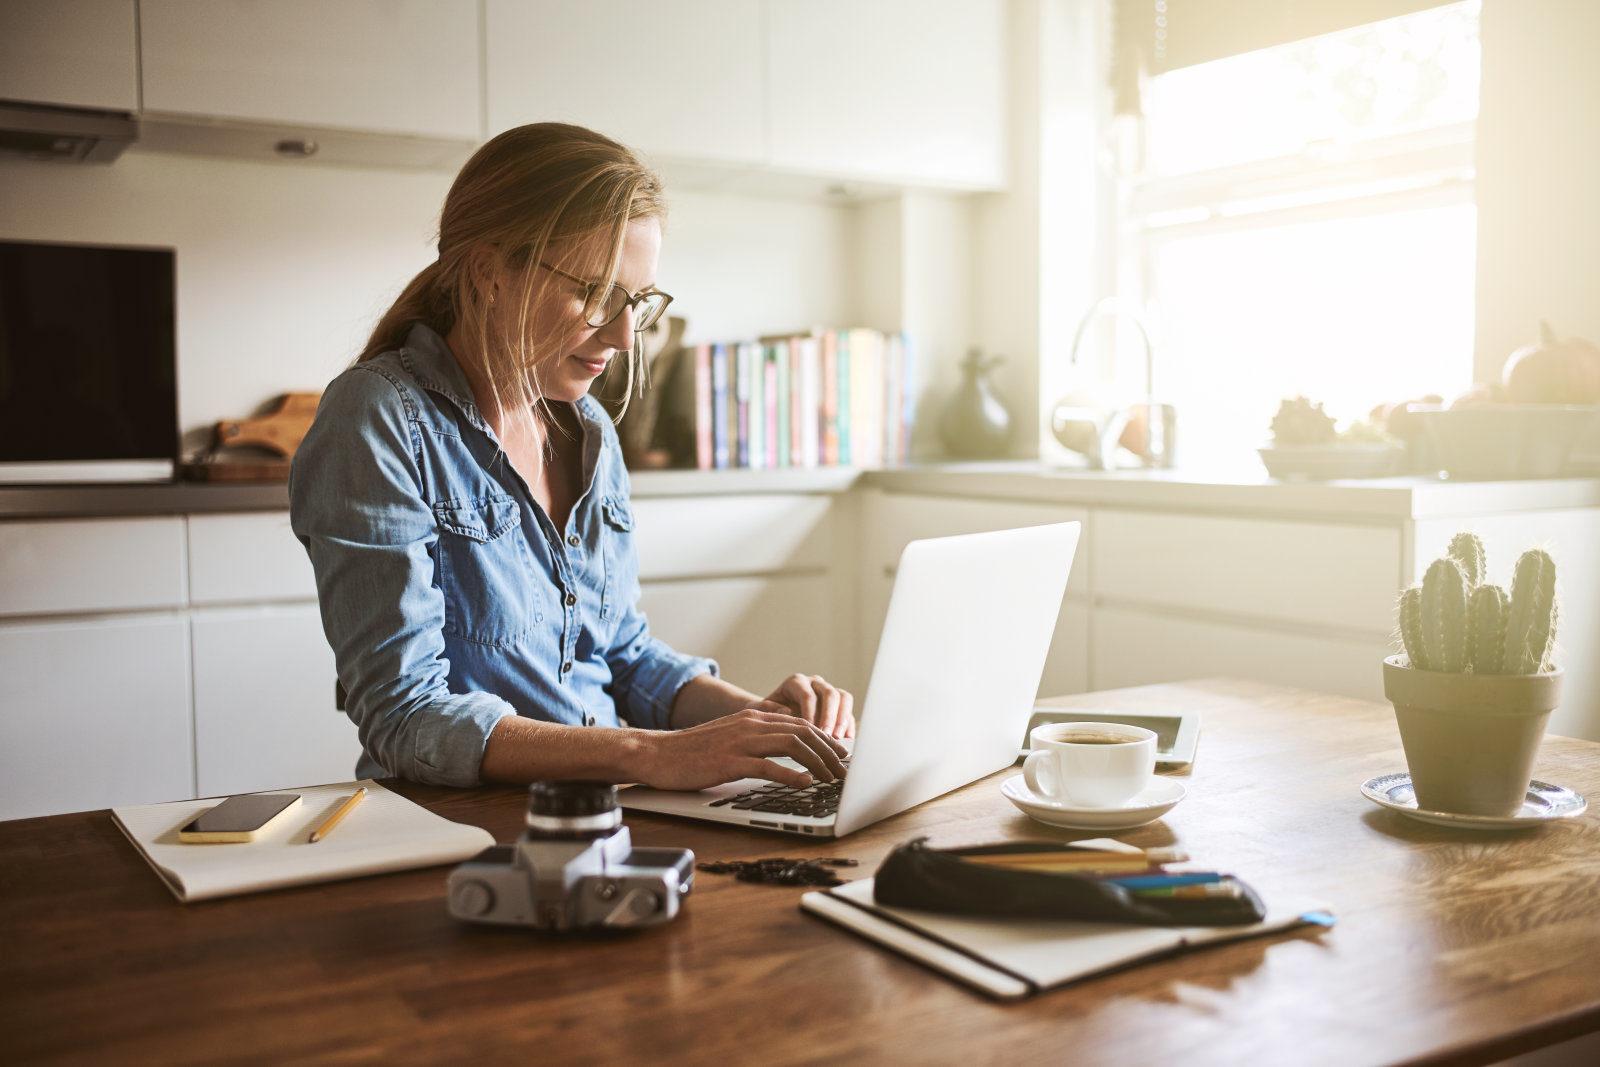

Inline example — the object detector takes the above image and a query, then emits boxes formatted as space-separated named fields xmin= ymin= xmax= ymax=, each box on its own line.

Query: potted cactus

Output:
xmin=1383 ymin=533 xmax=1563 ymax=816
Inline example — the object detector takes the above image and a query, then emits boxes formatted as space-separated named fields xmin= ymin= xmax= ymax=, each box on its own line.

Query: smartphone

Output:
xmin=179 ymin=793 xmax=302 ymax=843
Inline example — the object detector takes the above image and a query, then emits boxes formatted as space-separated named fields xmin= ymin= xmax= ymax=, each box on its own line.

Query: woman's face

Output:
xmin=530 ymin=215 xmax=662 ymax=404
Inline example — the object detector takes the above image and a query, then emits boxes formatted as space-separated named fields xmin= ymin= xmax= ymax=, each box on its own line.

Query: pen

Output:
xmin=1105 ymin=871 xmax=1224 ymax=890
xmin=1129 ymin=881 xmax=1243 ymax=900
xmin=309 ymin=786 xmax=367 ymax=843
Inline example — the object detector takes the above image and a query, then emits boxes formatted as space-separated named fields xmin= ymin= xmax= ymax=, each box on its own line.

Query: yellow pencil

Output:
xmin=309 ymin=787 xmax=367 ymax=843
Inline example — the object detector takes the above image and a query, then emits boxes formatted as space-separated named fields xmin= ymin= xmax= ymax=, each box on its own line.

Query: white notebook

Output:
xmin=111 ymin=780 xmax=494 ymax=903
xmin=801 ymin=877 xmax=1332 ymax=1000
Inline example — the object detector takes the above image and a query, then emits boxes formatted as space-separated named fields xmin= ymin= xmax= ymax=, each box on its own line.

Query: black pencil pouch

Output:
xmin=872 ymin=838 xmax=1267 ymax=927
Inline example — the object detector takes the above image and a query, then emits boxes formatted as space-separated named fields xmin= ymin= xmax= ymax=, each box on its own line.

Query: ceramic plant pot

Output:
xmin=1382 ymin=655 xmax=1564 ymax=816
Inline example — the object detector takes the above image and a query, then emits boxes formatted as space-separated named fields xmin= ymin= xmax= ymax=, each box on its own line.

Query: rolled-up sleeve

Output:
xmin=606 ymin=604 xmax=719 ymax=731
xmin=289 ymin=366 xmax=514 ymax=786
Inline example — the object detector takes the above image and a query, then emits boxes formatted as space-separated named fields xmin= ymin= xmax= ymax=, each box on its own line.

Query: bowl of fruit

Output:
xmin=1258 ymin=397 xmax=1405 ymax=480
xmin=1410 ymin=324 xmax=1600 ymax=480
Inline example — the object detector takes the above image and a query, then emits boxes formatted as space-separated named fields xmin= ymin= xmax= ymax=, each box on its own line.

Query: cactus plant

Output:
xmin=1468 ymin=584 xmax=1509 ymax=674
xmin=1447 ymin=532 xmax=1487 ymax=589
xmin=1398 ymin=586 xmax=1428 ymax=670
xmin=1394 ymin=536 xmax=1559 ymax=676
xmin=1504 ymin=549 xmax=1558 ymax=674
xmin=1420 ymin=558 xmax=1471 ymax=673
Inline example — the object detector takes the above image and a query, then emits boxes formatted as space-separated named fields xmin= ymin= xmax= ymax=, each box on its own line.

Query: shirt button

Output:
xmin=585 ymin=713 xmax=596 ymax=727
xmin=567 ymin=534 xmax=580 ymax=547
xmin=561 ymin=661 xmax=573 ymax=673
xmin=565 ymin=594 xmax=577 ymax=607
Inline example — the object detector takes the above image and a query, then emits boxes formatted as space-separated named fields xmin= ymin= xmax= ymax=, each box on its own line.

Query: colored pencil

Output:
xmin=1105 ymin=872 xmax=1224 ymax=890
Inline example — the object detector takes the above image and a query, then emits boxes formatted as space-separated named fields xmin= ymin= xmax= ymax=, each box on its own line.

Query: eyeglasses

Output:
xmin=538 ymin=261 xmax=673 ymax=331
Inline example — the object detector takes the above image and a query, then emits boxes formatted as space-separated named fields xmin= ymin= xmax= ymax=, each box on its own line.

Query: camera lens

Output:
xmin=524 ymin=781 xmax=621 ymax=838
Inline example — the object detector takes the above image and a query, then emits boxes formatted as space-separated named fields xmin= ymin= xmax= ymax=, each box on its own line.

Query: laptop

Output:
xmin=621 ymin=521 xmax=1081 ymax=837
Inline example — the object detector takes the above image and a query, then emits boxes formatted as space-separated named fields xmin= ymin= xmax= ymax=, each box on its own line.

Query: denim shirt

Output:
xmin=289 ymin=323 xmax=718 ymax=787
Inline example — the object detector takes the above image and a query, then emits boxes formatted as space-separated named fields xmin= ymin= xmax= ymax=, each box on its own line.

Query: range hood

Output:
xmin=0 ymin=101 xmax=137 ymax=163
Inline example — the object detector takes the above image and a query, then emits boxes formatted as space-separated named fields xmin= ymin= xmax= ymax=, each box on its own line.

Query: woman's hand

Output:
xmin=754 ymin=673 xmax=856 ymax=740
xmin=633 ymin=708 xmax=849 ymax=791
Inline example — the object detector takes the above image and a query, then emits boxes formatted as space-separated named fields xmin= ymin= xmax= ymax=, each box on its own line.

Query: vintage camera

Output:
xmin=447 ymin=781 xmax=694 ymax=931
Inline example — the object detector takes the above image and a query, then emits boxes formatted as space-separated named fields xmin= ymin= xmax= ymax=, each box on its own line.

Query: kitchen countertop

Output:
xmin=4 ymin=462 xmax=1599 ymax=521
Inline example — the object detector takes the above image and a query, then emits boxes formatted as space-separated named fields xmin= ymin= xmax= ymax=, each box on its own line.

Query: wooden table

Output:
xmin=4 ymin=679 xmax=1599 ymax=1065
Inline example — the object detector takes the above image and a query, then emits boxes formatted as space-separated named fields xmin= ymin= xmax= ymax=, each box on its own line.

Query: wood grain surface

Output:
xmin=3 ymin=678 xmax=1598 ymax=1066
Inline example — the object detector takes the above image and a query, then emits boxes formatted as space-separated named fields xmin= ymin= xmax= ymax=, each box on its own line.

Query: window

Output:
xmin=1117 ymin=1 xmax=1481 ymax=468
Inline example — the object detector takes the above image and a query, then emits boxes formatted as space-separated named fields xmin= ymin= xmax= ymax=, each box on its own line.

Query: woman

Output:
xmin=290 ymin=123 xmax=853 ymax=792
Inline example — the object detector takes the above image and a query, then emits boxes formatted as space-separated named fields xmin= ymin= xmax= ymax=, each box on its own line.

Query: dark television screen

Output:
xmin=0 ymin=240 xmax=177 ymax=463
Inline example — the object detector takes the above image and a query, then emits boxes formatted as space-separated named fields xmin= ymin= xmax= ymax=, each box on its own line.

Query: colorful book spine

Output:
xmin=821 ymin=331 xmax=839 ymax=466
xmin=735 ymin=341 xmax=753 ymax=468
xmin=694 ymin=343 xmax=712 ymax=470
xmin=710 ymin=343 xmax=730 ymax=470
xmin=772 ymin=341 xmax=789 ymax=468
xmin=836 ymin=330 xmax=852 ymax=466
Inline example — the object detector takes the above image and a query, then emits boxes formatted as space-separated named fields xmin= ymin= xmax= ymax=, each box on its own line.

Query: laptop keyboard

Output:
xmin=708 ymin=759 xmax=849 ymax=819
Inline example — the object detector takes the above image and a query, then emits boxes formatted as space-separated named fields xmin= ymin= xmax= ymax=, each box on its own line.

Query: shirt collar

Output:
xmin=398 ymin=320 xmax=610 ymax=444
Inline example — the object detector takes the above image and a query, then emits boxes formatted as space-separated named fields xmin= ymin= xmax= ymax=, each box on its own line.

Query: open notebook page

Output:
xmin=112 ymin=779 xmax=494 ymax=903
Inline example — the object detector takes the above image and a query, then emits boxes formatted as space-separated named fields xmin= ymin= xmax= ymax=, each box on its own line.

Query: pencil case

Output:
xmin=872 ymin=838 xmax=1267 ymax=927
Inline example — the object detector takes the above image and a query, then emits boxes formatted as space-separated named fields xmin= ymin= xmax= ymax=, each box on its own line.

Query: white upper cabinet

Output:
xmin=0 ymin=0 xmax=138 ymax=111
xmin=138 ymin=0 xmax=482 ymax=140
xmin=485 ymin=0 xmax=766 ymax=166
xmin=764 ymin=0 xmax=1006 ymax=189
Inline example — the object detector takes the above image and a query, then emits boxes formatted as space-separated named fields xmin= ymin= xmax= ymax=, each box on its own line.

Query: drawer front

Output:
xmin=192 ymin=604 xmax=359 ymax=796
xmin=1093 ymin=510 xmax=1399 ymax=635
xmin=0 ymin=517 xmax=186 ymax=617
xmin=188 ymin=512 xmax=317 ymax=605
xmin=0 ymin=616 xmax=194 ymax=819
xmin=638 ymin=573 xmax=835 ymax=693
xmin=872 ymin=494 xmax=1090 ymax=598
xmin=630 ymin=495 xmax=834 ymax=580
xmin=1092 ymin=605 xmax=1391 ymax=702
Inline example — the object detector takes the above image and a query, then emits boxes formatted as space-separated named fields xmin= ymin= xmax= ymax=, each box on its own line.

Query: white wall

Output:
xmin=0 ymin=148 xmax=855 ymax=449
xmin=1474 ymin=0 xmax=1600 ymax=381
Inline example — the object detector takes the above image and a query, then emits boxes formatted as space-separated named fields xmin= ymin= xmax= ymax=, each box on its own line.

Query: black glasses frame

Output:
xmin=539 ymin=261 xmax=673 ymax=331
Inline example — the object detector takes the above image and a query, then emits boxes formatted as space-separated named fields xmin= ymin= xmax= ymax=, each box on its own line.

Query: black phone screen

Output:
xmin=183 ymin=794 xmax=300 ymax=834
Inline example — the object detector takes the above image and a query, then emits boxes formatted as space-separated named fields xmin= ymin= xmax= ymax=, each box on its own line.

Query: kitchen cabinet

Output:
xmin=1092 ymin=605 xmax=1390 ymax=702
xmin=139 ymin=0 xmax=482 ymax=140
xmin=1092 ymin=510 xmax=1400 ymax=636
xmin=485 ymin=0 xmax=765 ymax=166
xmin=0 ymin=0 xmax=138 ymax=112
xmin=188 ymin=512 xmax=317 ymax=604
xmin=765 ymin=0 xmax=1006 ymax=189
xmin=0 ymin=616 xmax=193 ymax=821
xmin=191 ymin=604 xmax=359 ymax=797
xmin=0 ymin=517 xmax=186 ymax=618
xmin=639 ymin=573 xmax=836 ymax=695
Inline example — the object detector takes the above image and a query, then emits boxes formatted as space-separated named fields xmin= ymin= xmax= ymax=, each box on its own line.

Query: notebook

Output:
xmin=111 ymin=780 xmax=494 ymax=903
xmin=801 ymin=876 xmax=1332 ymax=1000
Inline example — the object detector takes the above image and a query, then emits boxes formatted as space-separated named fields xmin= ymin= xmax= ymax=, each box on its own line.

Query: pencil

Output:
xmin=1129 ymin=882 xmax=1243 ymax=900
xmin=309 ymin=786 xmax=367 ymax=843
xmin=963 ymin=856 xmax=1160 ymax=874
xmin=963 ymin=847 xmax=1187 ymax=868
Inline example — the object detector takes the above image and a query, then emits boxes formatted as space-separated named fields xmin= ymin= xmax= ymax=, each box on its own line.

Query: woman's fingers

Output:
xmin=837 ymin=688 xmax=856 ymax=740
xmin=742 ymin=708 xmax=848 ymax=758
xmin=810 ymin=675 xmax=842 ymax=735
xmin=779 ymin=674 xmax=819 ymax=723
xmin=739 ymin=758 xmax=813 ymax=789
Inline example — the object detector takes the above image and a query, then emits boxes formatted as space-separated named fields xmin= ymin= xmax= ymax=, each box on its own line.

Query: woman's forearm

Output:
xmin=479 ymin=715 xmax=654 ymax=784
xmin=667 ymin=673 xmax=762 ymax=729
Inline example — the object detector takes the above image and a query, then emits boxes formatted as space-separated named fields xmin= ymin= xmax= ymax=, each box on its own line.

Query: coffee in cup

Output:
xmin=1023 ymin=721 xmax=1156 ymax=807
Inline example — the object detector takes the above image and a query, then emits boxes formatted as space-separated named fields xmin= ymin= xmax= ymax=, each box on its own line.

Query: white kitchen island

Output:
xmin=3 ymin=464 xmax=1596 ymax=820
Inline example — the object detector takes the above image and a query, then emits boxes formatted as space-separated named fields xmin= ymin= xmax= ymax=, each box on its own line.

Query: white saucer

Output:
xmin=1000 ymin=775 xmax=1187 ymax=831
xmin=1360 ymin=772 xmax=1588 ymax=830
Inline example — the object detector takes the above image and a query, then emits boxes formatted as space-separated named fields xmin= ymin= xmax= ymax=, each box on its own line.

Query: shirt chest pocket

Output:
xmin=432 ymin=493 xmax=542 ymax=647
xmin=599 ymin=495 xmax=635 ymax=622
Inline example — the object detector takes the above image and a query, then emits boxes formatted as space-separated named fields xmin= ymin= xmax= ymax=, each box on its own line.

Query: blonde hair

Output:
xmin=360 ymin=122 xmax=665 ymax=444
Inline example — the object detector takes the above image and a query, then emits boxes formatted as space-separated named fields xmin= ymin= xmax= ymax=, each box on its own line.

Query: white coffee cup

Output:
xmin=1023 ymin=721 xmax=1157 ymax=808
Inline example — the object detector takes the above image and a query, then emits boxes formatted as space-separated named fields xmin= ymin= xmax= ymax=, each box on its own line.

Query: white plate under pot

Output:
xmin=1000 ymin=775 xmax=1187 ymax=832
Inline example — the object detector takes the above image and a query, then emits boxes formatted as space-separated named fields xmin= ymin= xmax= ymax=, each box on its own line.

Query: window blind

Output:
xmin=1113 ymin=0 xmax=1457 ymax=112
